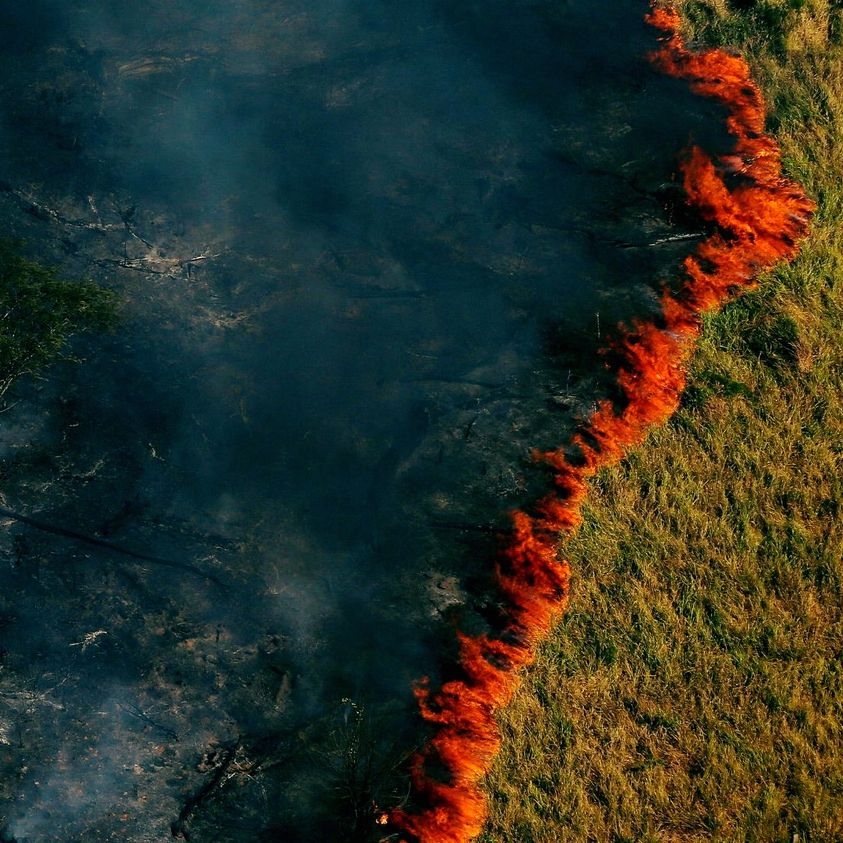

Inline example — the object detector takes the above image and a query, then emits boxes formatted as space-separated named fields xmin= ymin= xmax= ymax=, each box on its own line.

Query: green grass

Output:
xmin=481 ymin=2 xmax=843 ymax=840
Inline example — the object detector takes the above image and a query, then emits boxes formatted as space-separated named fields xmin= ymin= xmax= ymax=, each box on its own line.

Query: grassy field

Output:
xmin=480 ymin=2 xmax=842 ymax=841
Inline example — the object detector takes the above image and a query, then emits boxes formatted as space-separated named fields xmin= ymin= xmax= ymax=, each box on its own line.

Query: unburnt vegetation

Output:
xmin=482 ymin=2 xmax=842 ymax=841
xmin=0 ymin=240 xmax=116 ymax=402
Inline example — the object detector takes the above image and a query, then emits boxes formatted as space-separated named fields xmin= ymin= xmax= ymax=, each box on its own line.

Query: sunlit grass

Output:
xmin=481 ymin=2 xmax=842 ymax=840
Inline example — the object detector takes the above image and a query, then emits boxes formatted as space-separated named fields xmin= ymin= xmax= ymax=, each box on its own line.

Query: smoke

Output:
xmin=390 ymin=5 xmax=814 ymax=841
xmin=0 ymin=1 xmax=760 ymax=840
xmin=9 ymin=691 xmax=143 ymax=843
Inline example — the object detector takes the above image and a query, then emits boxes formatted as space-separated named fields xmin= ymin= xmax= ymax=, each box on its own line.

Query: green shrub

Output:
xmin=0 ymin=240 xmax=117 ymax=401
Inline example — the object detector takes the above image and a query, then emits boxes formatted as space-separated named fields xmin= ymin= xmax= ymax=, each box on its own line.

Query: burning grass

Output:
xmin=480 ymin=1 xmax=843 ymax=840
xmin=388 ymin=1 xmax=824 ymax=838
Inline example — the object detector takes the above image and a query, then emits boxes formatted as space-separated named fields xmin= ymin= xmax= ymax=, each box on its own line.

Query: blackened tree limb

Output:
xmin=171 ymin=740 xmax=242 ymax=840
xmin=0 ymin=505 xmax=225 ymax=588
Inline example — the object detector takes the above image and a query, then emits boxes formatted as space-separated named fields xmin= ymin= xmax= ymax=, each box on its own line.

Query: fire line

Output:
xmin=389 ymin=5 xmax=814 ymax=841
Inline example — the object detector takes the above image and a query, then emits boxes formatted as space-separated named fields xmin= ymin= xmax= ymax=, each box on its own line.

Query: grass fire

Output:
xmin=389 ymin=5 xmax=814 ymax=841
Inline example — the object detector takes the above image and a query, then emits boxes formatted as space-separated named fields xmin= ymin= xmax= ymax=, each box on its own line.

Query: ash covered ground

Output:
xmin=0 ymin=1 xmax=730 ymax=840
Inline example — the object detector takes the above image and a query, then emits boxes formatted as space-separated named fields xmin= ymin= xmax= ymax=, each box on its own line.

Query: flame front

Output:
xmin=390 ymin=5 xmax=814 ymax=841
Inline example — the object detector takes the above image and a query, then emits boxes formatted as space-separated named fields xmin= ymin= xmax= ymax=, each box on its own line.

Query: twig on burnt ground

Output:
xmin=118 ymin=701 xmax=180 ymax=743
xmin=429 ymin=519 xmax=504 ymax=535
xmin=0 ymin=504 xmax=226 ymax=589
xmin=171 ymin=740 xmax=242 ymax=840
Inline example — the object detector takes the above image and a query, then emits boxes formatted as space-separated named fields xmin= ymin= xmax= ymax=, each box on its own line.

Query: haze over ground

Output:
xmin=0 ymin=2 xmax=731 ymax=839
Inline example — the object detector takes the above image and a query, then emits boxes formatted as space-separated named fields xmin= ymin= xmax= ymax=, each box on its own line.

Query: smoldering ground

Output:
xmin=0 ymin=1 xmax=733 ymax=840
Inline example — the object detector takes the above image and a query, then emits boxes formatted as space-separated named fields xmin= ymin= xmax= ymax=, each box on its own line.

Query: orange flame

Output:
xmin=389 ymin=5 xmax=814 ymax=841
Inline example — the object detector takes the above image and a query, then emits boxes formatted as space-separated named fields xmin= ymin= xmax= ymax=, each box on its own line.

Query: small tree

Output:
xmin=0 ymin=240 xmax=117 ymax=402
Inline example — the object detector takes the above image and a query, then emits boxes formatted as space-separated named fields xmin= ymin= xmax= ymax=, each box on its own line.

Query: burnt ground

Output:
xmin=0 ymin=1 xmax=732 ymax=840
